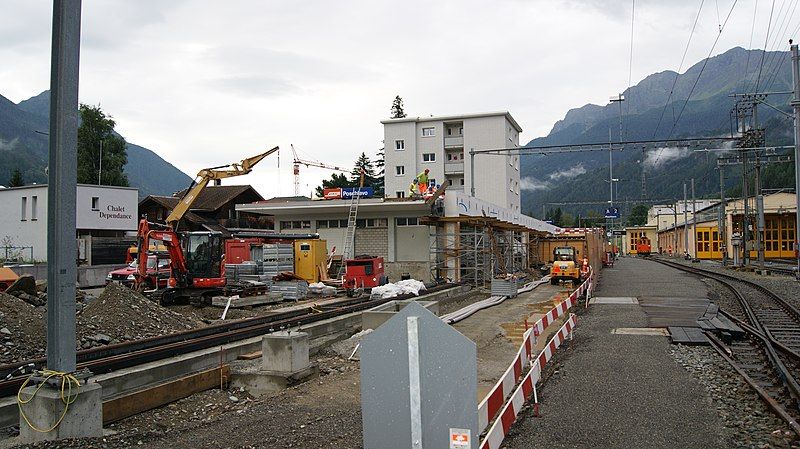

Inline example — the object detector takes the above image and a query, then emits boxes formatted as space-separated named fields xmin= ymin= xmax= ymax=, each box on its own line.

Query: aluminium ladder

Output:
xmin=337 ymin=187 xmax=361 ymax=278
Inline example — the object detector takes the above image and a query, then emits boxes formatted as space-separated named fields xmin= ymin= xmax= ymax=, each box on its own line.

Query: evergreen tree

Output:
xmin=77 ymin=104 xmax=128 ymax=186
xmin=8 ymin=168 xmax=24 ymax=187
xmin=390 ymin=96 xmax=406 ymax=118
xmin=626 ymin=204 xmax=649 ymax=226
xmin=315 ymin=173 xmax=354 ymax=198
xmin=374 ymin=147 xmax=385 ymax=197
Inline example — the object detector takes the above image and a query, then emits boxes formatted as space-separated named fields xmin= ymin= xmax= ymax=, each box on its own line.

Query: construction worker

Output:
xmin=409 ymin=178 xmax=419 ymax=198
xmin=417 ymin=169 xmax=430 ymax=191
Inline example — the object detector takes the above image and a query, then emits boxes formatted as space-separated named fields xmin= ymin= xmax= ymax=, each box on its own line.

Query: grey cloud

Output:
xmin=212 ymin=75 xmax=301 ymax=98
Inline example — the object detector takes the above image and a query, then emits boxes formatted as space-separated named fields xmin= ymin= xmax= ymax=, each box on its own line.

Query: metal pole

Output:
xmin=47 ymin=0 xmax=81 ymax=373
xmin=691 ymin=178 xmax=697 ymax=260
xmin=753 ymin=100 xmax=765 ymax=269
xmin=683 ymin=183 xmax=689 ymax=258
xmin=742 ymin=135 xmax=750 ymax=266
xmin=719 ymin=165 xmax=728 ymax=265
xmin=98 ymin=140 xmax=102 ymax=185
xmin=673 ymin=203 xmax=678 ymax=256
xmin=469 ymin=148 xmax=475 ymax=198
xmin=791 ymin=44 xmax=800 ymax=279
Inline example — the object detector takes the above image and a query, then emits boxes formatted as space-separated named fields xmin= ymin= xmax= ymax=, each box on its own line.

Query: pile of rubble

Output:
xmin=0 ymin=283 xmax=201 ymax=364
xmin=76 ymin=283 xmax=200 ymax=348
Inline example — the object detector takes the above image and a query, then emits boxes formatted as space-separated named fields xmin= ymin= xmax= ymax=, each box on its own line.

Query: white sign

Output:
xmin=449 ymin=428 xmax=471 ymax=448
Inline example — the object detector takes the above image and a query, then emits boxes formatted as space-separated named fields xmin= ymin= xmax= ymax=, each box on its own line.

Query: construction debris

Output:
xmin=4 ymin=274 xmax=36 ymax=297
xmin=0 ymin=283 xmax=201 ymax=364
xmin=370 ymin=279 xmax=427 ymax=299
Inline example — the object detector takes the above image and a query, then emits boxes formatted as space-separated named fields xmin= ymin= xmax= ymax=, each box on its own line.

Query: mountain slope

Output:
xmin=520 ymin=47 xmax=795 ymax=219
xmin=0 ymin=90 xmax=191 ymax=197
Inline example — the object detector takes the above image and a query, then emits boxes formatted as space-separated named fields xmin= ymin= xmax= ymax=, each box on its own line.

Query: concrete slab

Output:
xmin=590 ymin=296 xmax=639 ymax=304
xmin=18 ymin=380 xmax=102 ymax=443
xmin=611 ymin=327 xmax=670 ymax=336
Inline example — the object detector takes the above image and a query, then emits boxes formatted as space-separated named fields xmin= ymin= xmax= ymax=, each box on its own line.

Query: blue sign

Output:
xmin=604 ymin=207 xmax=620 ymax=219
xmin=342 ymin=187 xmax=374 ymax=199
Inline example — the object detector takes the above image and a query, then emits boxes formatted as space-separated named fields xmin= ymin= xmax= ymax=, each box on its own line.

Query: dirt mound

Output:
xmin=0 ymin=291 xmax=45 ymax=364
xmin=0 ymin=284 xmax=203 ymax=364
xmin=76 ymin=283 xmax=200 ymax=348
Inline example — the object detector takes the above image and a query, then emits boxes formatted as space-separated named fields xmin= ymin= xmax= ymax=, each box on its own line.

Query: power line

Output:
xmin=755 ymin=0 xmax=777 ymax=92
xmin=652 ymin=0 xmax=740 ymax=167
xmin=651 ymin=0 xmax=706 ymax=139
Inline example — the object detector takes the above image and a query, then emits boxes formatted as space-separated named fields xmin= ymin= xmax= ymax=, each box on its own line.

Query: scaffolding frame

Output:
xmin=425 ymin=216 xmax=543 ymax=286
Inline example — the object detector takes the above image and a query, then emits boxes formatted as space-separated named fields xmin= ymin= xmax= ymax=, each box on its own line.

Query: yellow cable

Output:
xmin=17 ymin=369 xmax=81 ymax=433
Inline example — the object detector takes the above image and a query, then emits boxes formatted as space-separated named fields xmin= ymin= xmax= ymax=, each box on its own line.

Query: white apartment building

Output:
xmin=382 ymin=111 xmax=522 ymax=211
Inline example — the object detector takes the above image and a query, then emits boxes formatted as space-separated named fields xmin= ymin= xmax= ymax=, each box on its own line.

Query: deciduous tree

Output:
xmin=77 ymin=104 xmax=128 ymax=186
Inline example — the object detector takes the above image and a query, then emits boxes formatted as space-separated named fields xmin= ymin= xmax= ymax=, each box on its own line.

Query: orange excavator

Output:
xmin=134 ymin=147 xmax=278 ymax=305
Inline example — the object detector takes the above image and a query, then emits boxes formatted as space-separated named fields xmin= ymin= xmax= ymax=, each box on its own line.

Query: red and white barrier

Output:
xmin=477 ymin=270 xmax=593 ymax=432
xmin=480 ymin=314 xmax=578 ymax=449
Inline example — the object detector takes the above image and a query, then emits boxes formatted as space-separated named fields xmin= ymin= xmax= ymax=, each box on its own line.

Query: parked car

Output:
xmin=106 ymin=256 xmax=170 ymax=288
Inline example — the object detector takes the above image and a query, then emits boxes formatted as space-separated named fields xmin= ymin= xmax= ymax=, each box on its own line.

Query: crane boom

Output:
xmin=166 ymin=146 xmax=279 ymax=229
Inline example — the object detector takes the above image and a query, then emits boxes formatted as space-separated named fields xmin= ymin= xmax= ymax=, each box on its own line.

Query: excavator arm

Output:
xmin=166 ymin=146 xmax=279 ymax=229
xmin=135 ymin=219 xmax=189 ymax=289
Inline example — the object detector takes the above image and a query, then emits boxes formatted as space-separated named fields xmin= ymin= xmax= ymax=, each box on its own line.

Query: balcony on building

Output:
xmin=445 ymin=148 xmax=464 ymax=174
xmin=443 ymin=122 xmax=464 ymax=148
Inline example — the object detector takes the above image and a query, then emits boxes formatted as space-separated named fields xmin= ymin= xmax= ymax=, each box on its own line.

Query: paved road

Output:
xmin=503 ymin=257 xmax=728 ymax=449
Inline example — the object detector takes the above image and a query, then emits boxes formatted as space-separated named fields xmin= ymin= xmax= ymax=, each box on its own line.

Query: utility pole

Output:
xmin=673 ymin=202 xmax=678 ymax=256
xmin=719 ymin=165 xmax=728 ymax=265
xmin=740 ymin=105 xmax=750 ymax=267
xmin=691 ymin=178 xmax=697 ymax=260
xmin=47 ymin=0 xmax=81 ymax=374
xmin=753 ymin=100 xmax=766 ymax=270
xmin=683 ymin=182 xmax=689 ymax=258
xmin=791 ymin=43 xmax=800 ymax=280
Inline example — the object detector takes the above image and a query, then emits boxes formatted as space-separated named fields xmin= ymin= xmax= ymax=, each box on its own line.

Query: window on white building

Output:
xmin=91 ymin=197 xmax=100 ymax=211
xmin=20 ymin=197 xmax=27 ymax=221
xmin=396 ymin=191 xmax=405 ymax=198
xmin=281 ymin=220 xmax=311 ymax=230
xmin=396 ymin=217 xmax=420 ymax=226
xmin=395 ymin=140 xmax=405 ymax=150
xmin=422 ymin=153 xmax=436 ymax=162
xmin=356 ymin=218 xmax=388 ymax=228
xmin=31 ymin=196 xmax=37 ymax=220
xmin=396 ymin=166 xmax=405 ymax=176
xmin=422 ymin=127 xmax=435 ymax=137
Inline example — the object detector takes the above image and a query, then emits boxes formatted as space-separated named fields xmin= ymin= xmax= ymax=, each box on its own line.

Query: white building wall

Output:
xmin=383 ymin=112 xmax=521 ymax=210
xmin=0 ymin=184 xmax=138 ymax=262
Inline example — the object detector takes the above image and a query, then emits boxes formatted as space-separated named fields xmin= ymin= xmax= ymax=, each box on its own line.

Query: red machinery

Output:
xmin=636 ymin=236 xmax=652 ymax=256
xmin=135 ymin=219 xmax=226 ymax=304
xmin=343 ymin=256 xmax=387 ymax=295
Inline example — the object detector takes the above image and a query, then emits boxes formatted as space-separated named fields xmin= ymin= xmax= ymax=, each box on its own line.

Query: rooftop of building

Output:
xmin=380 ymin=111 xmax=522 ymax=132
xmin=141 ymin=184 xmax=263 ymax=213
xmin=0 ymin=183 xmax=138 ymax=192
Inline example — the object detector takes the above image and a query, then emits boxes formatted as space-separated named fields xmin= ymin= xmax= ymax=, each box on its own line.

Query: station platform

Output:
xmin=503 ymin=257 xmax=729 ymax=449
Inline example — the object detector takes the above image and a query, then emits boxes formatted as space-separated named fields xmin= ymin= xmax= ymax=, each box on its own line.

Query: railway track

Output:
xmin=0 ymin=283 xmax=454 ymax=398
xmin=654 ymin=259 xmax=800 ymax=434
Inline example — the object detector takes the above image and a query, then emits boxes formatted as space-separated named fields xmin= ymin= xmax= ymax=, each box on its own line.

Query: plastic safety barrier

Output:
xmin=480 ymin=314 xmax=578 ymax=449
xmin=477 ymin=270 xmax=593 ymax=432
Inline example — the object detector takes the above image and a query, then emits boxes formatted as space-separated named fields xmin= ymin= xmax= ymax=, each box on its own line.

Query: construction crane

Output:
xmin=291 ymin=144 xmax=363 ymax=195
xmin=167 ymin=146 xmax=279 ymax=229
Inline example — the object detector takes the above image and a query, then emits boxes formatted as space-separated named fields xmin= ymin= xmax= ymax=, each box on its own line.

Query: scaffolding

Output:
xmin=426 ymin=216 xmax=542 ymax=287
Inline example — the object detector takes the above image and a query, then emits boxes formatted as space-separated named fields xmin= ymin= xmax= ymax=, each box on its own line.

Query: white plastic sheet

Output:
xmin=370 ymin=279 xmax=427 ymax=299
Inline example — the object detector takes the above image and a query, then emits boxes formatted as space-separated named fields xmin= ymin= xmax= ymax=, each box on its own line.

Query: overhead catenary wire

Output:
xmin=651 ymin=0 xmax=706 ymax=139
xmin=652 ymin=0 xmax=740 ymax=167
xmin=756 ymin=0 xmax=777 ymax=92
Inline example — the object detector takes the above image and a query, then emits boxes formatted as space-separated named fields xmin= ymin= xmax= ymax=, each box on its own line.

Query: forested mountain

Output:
xmin=521 ymin=47 xmax=795 ymax=221
xmin=0 ymin=90 xmax=191 ymax=197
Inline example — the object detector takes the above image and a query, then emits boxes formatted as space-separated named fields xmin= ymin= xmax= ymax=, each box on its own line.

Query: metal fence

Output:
xmin=1 ymin=246 xmax=34 ymax=263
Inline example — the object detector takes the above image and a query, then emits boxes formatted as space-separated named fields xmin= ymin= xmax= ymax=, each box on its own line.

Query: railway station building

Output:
xmin=656 ymin=191 xmax=797 ymax=260
xmin=236 ymin=190 xmax=557 ymax=283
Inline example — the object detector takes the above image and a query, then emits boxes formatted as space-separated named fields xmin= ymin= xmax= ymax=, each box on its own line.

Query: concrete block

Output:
xmin=231 ymin=365 xmax=318 ymax=396
xmin=18 ymin=380 xmax=103 ymax=443
xmin=262 ymin=331 xmax=309 ymax=374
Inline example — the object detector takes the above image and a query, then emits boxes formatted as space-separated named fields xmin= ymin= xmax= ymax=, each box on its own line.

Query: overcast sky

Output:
xmin=0 ymin=0 xmax=793 ymax=198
